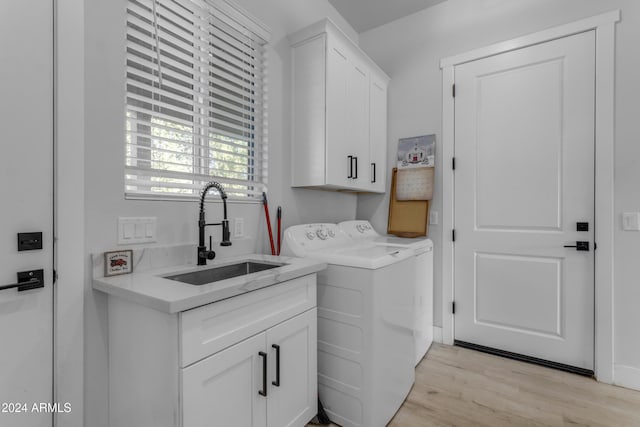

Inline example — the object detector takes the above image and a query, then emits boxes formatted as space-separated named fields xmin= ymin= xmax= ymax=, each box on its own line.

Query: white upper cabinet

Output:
xmin=290 ymin=19 xmax=389 ymax=193
xmin=369 ymin=71 xmax=388 ymax=193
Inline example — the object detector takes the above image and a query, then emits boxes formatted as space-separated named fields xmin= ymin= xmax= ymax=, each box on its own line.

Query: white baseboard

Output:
xmin=433 ymin=326 xmax=443 ymax=344
xmin=614 ymin=364 xmax=640 ymax=391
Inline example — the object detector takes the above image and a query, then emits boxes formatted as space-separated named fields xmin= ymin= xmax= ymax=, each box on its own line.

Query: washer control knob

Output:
xmin=356 ymin=224 xmax=366 ymax=233
xmin=305 ymin=231 xmax=316 ymax=240
xmin=328 ymin=229 xmax=335 ymax=237
xmin=316 ymin=229 xmax=328 ymax=240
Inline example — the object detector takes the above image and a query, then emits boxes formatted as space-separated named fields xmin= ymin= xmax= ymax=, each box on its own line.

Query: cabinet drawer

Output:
xmin=180 ymin=274 xmax=316 ymax=367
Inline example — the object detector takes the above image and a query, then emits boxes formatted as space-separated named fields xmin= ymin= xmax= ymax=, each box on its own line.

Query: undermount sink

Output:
xmin=164 ymin=261 xmax=284 ymax=286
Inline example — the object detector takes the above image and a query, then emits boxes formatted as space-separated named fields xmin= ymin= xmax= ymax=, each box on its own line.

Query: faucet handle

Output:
xmin=207 ymin=236 xmax=216 ymax=259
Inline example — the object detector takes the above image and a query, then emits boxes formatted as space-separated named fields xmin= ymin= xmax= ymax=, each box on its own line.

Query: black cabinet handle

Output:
xmin=353 ymin=156 xmax=358 ymax=179
xmin=347 ymin=156 xmax=353 ymax=179
xmin=371 ymin=163 xmax=376 ymax=183
xmin=258 ymin=351 xmax=267 ymax=397
xmin=272 ymin=344 xmax=280 ymax=387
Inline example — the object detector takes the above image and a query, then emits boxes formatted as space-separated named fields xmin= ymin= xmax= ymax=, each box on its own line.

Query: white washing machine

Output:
xmin=339 ymin=220 xmax=433 ymax=366
xmin=281 ymin=223 xmax=415 ymax=427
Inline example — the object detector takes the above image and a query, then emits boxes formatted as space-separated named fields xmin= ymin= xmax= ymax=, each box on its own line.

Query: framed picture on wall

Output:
xmin=104 ymin=250 xmax=133 ymax=276
xmin=397 ymin=134 xmax=436 ymax=168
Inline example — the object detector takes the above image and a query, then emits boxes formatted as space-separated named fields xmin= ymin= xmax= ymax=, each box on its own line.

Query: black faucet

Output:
xmin=198 ymin=181 xmax=232 ymax=265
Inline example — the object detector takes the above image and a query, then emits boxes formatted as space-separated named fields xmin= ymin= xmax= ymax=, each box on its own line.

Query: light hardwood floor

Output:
xmin=310 ymin=343 xmax=640 ymax=426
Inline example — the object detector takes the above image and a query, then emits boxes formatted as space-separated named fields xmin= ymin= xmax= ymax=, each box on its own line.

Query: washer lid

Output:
xmin=339 ymin=220 xmax=433 ymax=251
xmin=306 ymin=244 xmax=413 ymax=269
xmin=371 ymin=235 xmax=433 ymax=251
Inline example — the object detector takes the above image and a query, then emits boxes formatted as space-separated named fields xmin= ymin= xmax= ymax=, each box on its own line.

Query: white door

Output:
xmin=326 ymin=38 xmax=351 ymax=188
xmin=182 ymin=332 xmax=267 ymax=427
xmin=454 ymin=31 xmax=595 ymax=371
xmin=266 ymin=309 xmax=317 ymax=427
xmin=345 ymin=54 xmax=370 ymax=190
xmin=0 ymin=1 xmax=54 ymax=425
xmin=326 ymin=39 xmax=369 ymax=190
xmin=368 ymin=74 xmax=387 ymax=193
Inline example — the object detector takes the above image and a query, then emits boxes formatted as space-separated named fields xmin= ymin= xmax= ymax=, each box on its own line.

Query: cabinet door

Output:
xmin=266 ymin=309 xmax=317 ymax=427
xmin=346 ymin=55 xmax=370 ymax=190
xmin=182 ymin=333 xmax=267 ymax=427
xmin=326 ymin=39 xmax=351 ymax=188
xmin=369 ymin=74 xmax=388 ymax=193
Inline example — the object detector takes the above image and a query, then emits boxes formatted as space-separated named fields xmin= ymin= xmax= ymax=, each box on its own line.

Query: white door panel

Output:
xmin=454 ymin=31 xmax=595 ymax=370
xmin=369 ymin=77 xmax=387 ymax=192
xmin=266 ymin=309 xmax=317 ymax=427
xmin=326 ymin=41 xmax=351 ymax=188
xmin=182 ymin=333 xmax=267 ymax=427
xmin=0 ymin=1 xmax=54 ymax=425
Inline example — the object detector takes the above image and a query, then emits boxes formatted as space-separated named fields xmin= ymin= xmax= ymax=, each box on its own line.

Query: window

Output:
xmin=125 ymin=0 xmax=269 ymax=200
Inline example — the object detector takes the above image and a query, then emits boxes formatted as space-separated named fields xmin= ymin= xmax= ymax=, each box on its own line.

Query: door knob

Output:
xmin=563 ymin=241 xmax=589 ymax=251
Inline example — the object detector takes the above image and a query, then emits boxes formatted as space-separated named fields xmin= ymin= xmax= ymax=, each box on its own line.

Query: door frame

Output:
xmin=54 ymin=0 xmax=85 ymax=425
xmin=440 ymin=10 xmax=619 ymax=383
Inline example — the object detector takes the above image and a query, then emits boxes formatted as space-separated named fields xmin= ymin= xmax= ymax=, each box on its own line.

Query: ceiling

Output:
xmin=328 ymin=0 xmax=447 ymax=33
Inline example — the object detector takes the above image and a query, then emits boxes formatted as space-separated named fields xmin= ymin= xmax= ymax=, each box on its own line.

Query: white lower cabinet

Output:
xmin=182 ymin=333 xmax=267 ymax=427
xmin=182 ymin=309 xmax=317 ymax=427
xmin=266 ymin=309 xmax=317 ymax=427
xmin=107 ymin=274 xmax=317 ymax=427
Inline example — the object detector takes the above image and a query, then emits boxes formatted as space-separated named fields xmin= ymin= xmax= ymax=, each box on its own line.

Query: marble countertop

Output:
xmin=93 ymin=253 xmax=326 ymax=313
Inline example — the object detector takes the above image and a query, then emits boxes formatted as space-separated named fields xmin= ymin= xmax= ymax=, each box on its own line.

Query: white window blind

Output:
xmin=125 ymin=0 xmax=269 ymax=200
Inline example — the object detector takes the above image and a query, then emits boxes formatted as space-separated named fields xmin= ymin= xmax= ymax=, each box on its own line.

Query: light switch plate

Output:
xmin=234 ymin=218 xmax=245 ymax=238
xmin=429 ymin=211 xmax=439 ymax=225
xmin=118 ymin=217 xmax=157 ymax=244
xmin=622 ymin=212 xmax=640 ymax=231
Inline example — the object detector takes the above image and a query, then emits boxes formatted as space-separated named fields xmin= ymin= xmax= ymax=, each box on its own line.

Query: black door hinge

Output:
xmin=452 ymin=301 xmax=456 ymax=314
xmin=452 ymin=157 xmax=456 ymax=170
xmin=53 ymin=270 xmax=58 ymax=284
xmin=452 ymin=84 xmax=456 ymax=97
xmin=452 ymin=229 xmax=456 ymax=242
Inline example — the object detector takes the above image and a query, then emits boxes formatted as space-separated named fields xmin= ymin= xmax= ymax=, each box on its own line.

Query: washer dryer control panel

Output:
xmin=281 ymin=223 xmax=349 ymax=257
xmin=338 ymin=220 xmax=379 ymax=239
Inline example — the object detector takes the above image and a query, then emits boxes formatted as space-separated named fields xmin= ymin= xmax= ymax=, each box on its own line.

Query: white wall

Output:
xmin=83 ymin=0 xmax=359 ymax=424
xmin=356 ymin=0 xmax=640 ymax=388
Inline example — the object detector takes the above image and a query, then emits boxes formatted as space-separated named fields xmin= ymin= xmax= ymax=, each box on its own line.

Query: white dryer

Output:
xmin=282 ymin=223 xmax=415 ymax=427
xmin=339 ymin=220 xmax=433 ymax=366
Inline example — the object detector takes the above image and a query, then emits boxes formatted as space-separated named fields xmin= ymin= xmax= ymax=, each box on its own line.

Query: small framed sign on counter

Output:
xmin=104 ymin=250 xmax=133 ymax=277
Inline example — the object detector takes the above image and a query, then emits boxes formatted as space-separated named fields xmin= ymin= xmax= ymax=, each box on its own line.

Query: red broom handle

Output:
xmin=262 ymin=192 xmax=276 ymax=255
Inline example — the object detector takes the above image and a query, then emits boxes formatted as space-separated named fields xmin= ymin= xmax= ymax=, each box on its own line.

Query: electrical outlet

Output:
xmin=622 ymin=212 xmax=640 ymax=231
xmin=234 ymin=218 xmax=245 ymax=237
xmin=429 ymin=211 xmax=439 ymax=225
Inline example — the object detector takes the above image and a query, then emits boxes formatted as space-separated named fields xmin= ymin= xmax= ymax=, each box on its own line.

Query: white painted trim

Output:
xmin=440 ymin=10 xmax=619 ymax=381
xmin=441 ymin=65 xmax=455 ymax=346
xmin=614 ymin=365 xmax=640 ymax=391
xmin=211 ymin=0 xmax=271 ymax=42
xmin=440 ymin=10 xmax=620 ymax=68
xmin=54 ymin=0 xmax=85 ymax=424
xmin=593 ymin=20 xmax=616 ymax=386
xmin=432 ymin=326 xmax=443 ymax=344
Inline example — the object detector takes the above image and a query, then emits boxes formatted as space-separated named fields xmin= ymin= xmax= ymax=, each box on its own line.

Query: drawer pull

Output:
xmin=272 ymin=344 xmax=280 ymax=387
xmin=258 ymin=351 xmax=267 ymax=397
